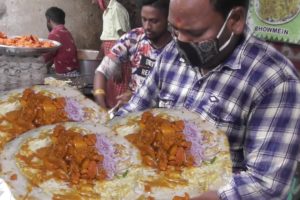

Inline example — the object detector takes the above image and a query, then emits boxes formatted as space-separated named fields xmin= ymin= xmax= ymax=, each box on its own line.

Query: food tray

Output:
xmin=0 ymin=39 xmax=61 ymax=57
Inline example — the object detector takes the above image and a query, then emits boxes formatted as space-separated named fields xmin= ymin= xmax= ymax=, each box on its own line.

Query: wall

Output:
xmin=0 ymin=0 xmax=102 ymax=50
xmin=121 ymin=0 xmax=141 ymax=28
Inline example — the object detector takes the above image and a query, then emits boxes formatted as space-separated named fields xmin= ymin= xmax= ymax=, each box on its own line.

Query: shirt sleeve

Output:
xmin=97 ymin=30 xmax=137 ymax=78
xmin=95 ymin=56 xmax=120 ymax=79
xmin=218 ymin=80 xmax=300 ymax=199
xmin=112 ymin=6 xmax=130 ymax=33
xmin=107 ymin=30 xmax=136 ymax=63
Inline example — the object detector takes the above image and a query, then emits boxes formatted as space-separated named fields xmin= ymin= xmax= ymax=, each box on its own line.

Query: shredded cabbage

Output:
xmin=183 ymin=121 xmax=204 ymax=166
xmin=95 ymin=135 xmax=117 ymax=179
xmin=64 ymin=97 xmax=85 ymax=121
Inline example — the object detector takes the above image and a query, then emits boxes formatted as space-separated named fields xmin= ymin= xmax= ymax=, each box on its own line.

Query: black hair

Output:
xmin=210 ymin=0 xmax=249 ymax=18
xmin=140 ymin=0 xmax=170 ymax=17
xmin=45 ymin=7 xmax=65 ymax=25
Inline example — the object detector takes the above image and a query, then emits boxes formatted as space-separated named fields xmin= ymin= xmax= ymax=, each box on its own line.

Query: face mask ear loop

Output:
xmin=216 ymin=10 xmax=233 ymax=39
xmin=219 ymin=32 xmax=234 ymax=51
xmin=216 ymin=9 xmax=234 ymax=51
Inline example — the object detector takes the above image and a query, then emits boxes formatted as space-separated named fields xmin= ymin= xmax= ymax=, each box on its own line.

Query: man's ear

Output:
xmin=227 ymin=6 xmax=247 ymax=35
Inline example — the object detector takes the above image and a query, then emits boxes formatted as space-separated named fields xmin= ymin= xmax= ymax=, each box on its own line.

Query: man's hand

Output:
xmin=191 ymin=191 xmax=219 ymax=200
xmin=116 ymin=90 xmax=132 ymax=106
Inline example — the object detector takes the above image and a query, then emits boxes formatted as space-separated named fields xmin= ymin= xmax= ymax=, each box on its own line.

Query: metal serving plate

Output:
xmin=0 ymin=39 xmax=61 ymax=57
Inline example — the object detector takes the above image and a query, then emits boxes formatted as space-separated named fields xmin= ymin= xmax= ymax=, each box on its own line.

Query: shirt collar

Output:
xmin=51 ymin=24 xmax=65 ymax=32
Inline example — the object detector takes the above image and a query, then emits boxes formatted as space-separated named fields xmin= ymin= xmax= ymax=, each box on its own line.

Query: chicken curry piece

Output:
xmin=0 ymin=88 xmax=70 ymax=138
xmin=126 ymin=111 xmax=194 ymax=171
xmin=17 ymin=125 xmax=106 ymax=185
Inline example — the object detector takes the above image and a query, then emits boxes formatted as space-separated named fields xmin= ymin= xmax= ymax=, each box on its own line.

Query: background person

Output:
xmin=93 ymin=0 xmax=172 ymax=110
xmin=44 ymin=7 xmax=79 ymax=77
xmin=116 ymin=0 xmax=300 ymax=199
xmin=93 ymin=0 xmax=131 ymax=108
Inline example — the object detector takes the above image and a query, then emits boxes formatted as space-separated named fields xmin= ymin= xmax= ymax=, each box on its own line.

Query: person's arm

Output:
xmin=115 ymin=90 xmax=132 ymax=107
xmin=43 ymin=52 xmax=55 ymax=64
xmin=94 ymin=31 xmax=134 ymax=108
xmin=218 ymin=80 xmax=300 ymax=199
xmin=43 ymin=32 xmax=59 ymax=64
xmin=93 ymin=71 xmax=107 ymax=109
xmin=93 ymin=56 xmax=121 ymax=109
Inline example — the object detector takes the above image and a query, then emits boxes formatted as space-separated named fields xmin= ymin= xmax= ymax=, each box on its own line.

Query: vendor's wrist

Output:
xmin=93 ymin=88 xmax=105 ymax=96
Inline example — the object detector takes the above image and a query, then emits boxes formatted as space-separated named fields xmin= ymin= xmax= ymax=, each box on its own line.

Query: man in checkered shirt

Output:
xmin=117 ymin=0 xmax=300 ymax=199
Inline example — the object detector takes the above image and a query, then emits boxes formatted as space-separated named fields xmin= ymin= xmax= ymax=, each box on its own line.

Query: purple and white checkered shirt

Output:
xmin=117 ymin=30 xmax=300 ymax=199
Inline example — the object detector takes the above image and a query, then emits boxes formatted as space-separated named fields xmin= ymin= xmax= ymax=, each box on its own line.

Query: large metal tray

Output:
xmin=0 ymin=39 xmax=61 ymax=57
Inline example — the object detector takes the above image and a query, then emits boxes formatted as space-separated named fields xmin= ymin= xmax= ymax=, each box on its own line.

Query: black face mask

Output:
xmin=174 ymin=10 xmax=234 ymax=68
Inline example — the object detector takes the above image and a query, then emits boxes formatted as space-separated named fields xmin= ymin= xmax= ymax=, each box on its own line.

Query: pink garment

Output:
xmin=44 ymin=25 xmax=79 ymax=74
xmin=97 ymin=0 xmax=107 ymax=10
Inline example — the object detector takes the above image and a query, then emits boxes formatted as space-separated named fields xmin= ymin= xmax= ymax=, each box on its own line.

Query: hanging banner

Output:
xmin=247 ymin=0 xmax=300 ymax=44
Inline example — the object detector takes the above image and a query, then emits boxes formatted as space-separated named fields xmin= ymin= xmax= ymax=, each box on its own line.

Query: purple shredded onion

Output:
xmin=64 ymin=97 xmax=85 ymax=122
xmin=183 ymin=121 xmax=204 ymax=166
xmin=95 ymin=135 xmax=117 ymax=179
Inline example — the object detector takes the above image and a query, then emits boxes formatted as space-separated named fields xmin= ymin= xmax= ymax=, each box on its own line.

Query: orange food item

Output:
xmin=17 ymin=125 xmax=106 ymax=185
xmin=0 ymin=32 xmax=54 ymax=48
xmin=10 ymin=174 xmax=17 ymax=181
xmin=125 ymin=112 xmax=194 ymax=171
xmin=0 ymin=88 xmax=70 ymax=139
xmin=172 ymin=193 xmax=190 ymax=200
xmin=0 ymin=32 xmax=7 ymax=39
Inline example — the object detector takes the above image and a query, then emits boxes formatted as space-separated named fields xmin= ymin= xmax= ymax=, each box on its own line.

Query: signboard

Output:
xmin=247 ymin=0 xmax=300 ymax=44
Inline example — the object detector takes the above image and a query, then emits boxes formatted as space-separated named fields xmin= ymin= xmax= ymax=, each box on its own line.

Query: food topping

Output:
xmin=0 ymin=88 xmax=86 ymax=141
xmin=17 ymin=125 xmax=106 ymax=184
xmin=0 ymin=32 xmax=7 ymax=39
xmin=0 ymin=33 xmax=54 ymax=48
xmin=0 ymin=88 xmax=70 ymax=138
xmin=125 ymin=111 xmax=195 ymax=171
xmin=64 ymin=97 xmax=85 ymax=122
xmin=172 ymin=193 xmax=190 ymax=200
xmin=95 ymin=135 xmax=117 ymax=179
xmin=183 ymin=121 xmax=204 ymax=166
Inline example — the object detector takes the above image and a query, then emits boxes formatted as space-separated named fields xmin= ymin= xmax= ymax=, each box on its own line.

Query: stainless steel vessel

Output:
xmin=0 ymin=39 xmax=61 ymax=56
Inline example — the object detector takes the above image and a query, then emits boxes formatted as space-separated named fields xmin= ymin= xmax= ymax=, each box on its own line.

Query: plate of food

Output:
xmin=0 ymin=108 xmax=232 ymax=199
xmin=254 ymin=0 xmax=300 ymax=25
xmin=0 ymin=85 xmax=107 ymax=150
xmin=0 ymin=32 xmax=60 ymax=56
xmin=0 ymin=122 xmax=141 ymax=200
xmin=108 ymin=108 xmax=232 ymax=199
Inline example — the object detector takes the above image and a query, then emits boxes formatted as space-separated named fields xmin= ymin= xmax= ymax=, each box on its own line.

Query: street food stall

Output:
xmin=1 ymin=0 xmax=300 ymax=199
xmin=0 ymin=34 xmax=232 ymax=200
